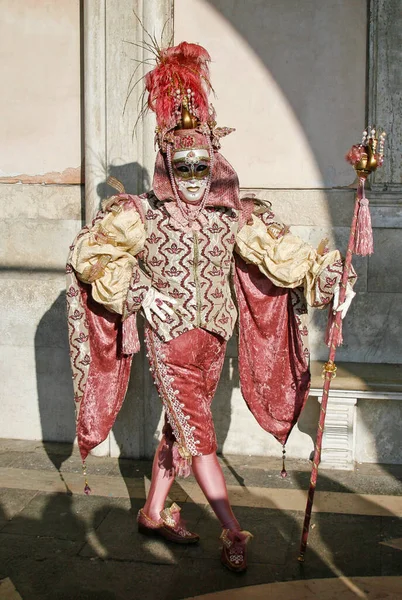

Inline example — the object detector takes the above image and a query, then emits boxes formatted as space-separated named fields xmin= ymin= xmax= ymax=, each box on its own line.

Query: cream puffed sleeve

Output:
xmin=236 ymin=211 xmax=355 ymax=308
xmin=70 ymin=203 xmax=151 ymax=314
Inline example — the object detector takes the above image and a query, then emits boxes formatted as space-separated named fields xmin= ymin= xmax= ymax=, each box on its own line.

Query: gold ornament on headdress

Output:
xmin=180 ymin=105 xmax=198 ymax=130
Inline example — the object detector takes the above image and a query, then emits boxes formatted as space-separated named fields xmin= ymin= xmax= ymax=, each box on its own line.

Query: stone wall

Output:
xmin=0 ymin=1 xmax=83 ymax=443
xmin=0 ymin=185 xmax=82 ymax=443
xmin=0 ymin=1 xmax=82 ymax=182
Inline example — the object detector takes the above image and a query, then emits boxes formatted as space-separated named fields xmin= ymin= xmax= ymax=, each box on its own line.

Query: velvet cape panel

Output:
xmin=233 ymin=255 xmax=311 ymax=446
xmin=66 ymin=268 xmax=137 ymax=461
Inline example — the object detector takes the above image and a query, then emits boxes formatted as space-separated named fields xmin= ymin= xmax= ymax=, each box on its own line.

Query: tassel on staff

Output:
xmin=354 ymin=178 xmax=373 ymax=256
xmin=298 ymin=127 xmax=386 ymax=562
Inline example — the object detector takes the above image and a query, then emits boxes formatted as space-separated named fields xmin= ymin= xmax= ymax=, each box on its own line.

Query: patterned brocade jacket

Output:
xmin=137 ymin=194 xmax=239 ymax=341
xmin=70 ymin=191 xmax=353 ymax=343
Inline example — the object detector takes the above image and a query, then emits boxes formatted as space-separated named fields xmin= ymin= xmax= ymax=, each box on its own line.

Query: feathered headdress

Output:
xmin=145 ymin=42 xmax=211 ymax=130
xmin=144 ymin=41 xmax=234 ymax=152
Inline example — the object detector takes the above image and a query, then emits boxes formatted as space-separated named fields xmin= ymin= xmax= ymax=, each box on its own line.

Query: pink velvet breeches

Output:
xmin=145 ymin=326 xmax=227 ymax=458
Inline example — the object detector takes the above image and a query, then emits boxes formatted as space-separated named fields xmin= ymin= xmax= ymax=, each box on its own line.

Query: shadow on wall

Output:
xmin=97 ymin=162 xmax=151 ymax=200
xmin=212 ymin=352 xmax=240 ymax=456
xmin=204 ymin=0 xmax=365 ymax=187
xmin=35 ymin=291 xmax=76 ymax=478
xmin=200 ymin=0 xmax=371 ymax=358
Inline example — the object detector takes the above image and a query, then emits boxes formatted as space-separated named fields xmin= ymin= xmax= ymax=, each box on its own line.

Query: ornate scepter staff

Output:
xmin=298 ymin=127 xmax=386 ymax=562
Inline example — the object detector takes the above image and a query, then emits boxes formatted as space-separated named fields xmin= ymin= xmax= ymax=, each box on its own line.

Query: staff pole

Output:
xmin=298 ymin=128 xmax=386 ymax=562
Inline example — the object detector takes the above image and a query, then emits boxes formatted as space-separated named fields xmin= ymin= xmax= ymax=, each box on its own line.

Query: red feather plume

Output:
xmin=145 ymin=41 xmax=212 ymax=131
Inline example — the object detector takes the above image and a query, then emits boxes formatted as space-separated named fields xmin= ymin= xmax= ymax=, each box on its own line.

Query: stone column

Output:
xmin=83 ymin=0 xmax=173 ymax=457
xmin=366 ymin=0 xmax=402 ymax=350
xmin=368 ymin=0 xmax=402 ymax=193
xmin=84 ymin=0 xmax=173 ymax=223
xmin=83 ymin=0 xmax=106 ymax=222
xmin=142 ymin=0 xmax=173 ymax=174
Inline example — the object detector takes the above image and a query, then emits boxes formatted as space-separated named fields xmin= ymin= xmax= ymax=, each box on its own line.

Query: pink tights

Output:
xmin=191 ymin=452 xmax=240 ymax=531
xmin=143 ymin=436 xmax=175 ymax=522
xmin=143 ymin=435 xmax=240 ymax=531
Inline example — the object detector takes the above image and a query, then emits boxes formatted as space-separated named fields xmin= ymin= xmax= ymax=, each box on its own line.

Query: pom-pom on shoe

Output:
xmin=220 ymin=529 xmax=253 ymax=572
xmin=137 ymin=502 xmax=199 ymax=545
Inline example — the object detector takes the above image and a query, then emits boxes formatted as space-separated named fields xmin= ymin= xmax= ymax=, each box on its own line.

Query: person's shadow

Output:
xmin=96 ymin=162 xmax=151 ymax=202
xmin=35 ymin=290 xmax=76 ymax=493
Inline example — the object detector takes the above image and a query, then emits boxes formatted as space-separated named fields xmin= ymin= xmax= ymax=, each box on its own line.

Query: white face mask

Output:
xmin=172 ymin=149 xmax=210 ymax=204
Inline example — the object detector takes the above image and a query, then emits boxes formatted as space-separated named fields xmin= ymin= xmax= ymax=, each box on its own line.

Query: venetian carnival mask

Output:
xmin=172 ymin=148 xmax=210 ymax=204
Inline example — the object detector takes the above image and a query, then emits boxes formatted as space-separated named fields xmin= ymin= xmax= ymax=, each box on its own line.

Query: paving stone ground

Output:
xmin=0 ymin=439 xmax=401 ymax=600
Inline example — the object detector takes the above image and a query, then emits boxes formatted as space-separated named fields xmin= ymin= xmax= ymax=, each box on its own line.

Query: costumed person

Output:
xmin=66 ymin=41 xmax=356 ymax=572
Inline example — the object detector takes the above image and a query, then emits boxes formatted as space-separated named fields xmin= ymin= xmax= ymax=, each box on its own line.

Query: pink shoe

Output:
xmin=137 ymin=503 xmax=199 ymax=545
xmin=220 ymin=529 xmax=253 ymax=572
